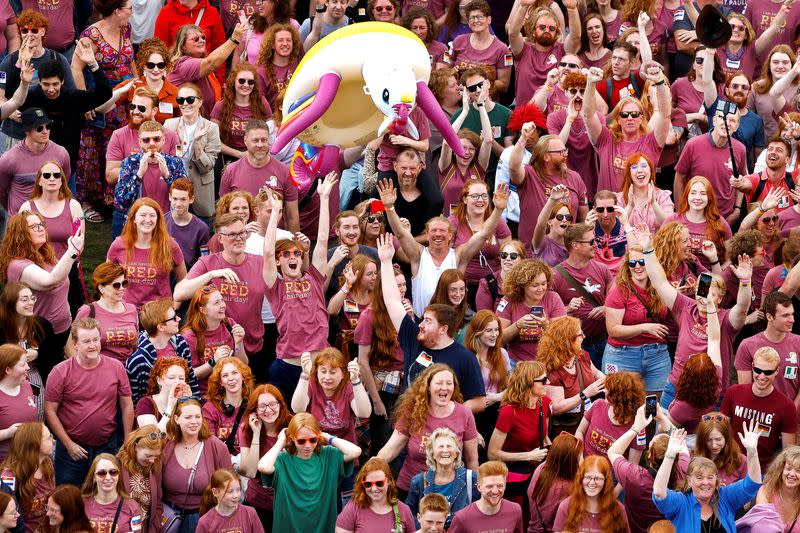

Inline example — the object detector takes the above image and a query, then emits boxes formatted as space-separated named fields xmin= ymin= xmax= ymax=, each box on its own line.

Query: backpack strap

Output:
xmin=554 ymin=265 xmax=601 ymax=307
xmin=628 ymin=73 xmax=640 ymax=97
xmin=485 ymin=272 xmax=499 ymax=302
xmin=89 ymin=303 xmax=96 ymax=319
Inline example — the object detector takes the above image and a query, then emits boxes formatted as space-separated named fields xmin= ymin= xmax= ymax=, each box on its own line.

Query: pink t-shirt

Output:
xmin=239 ymin=429 xmax=277 ymax=509
xmin=594 ymin=127 xmax=663 ymax=193
xmin=0 ymin=381 xmax=37 ymax=460
xmin=202 ymin=401 xmax=241 ymax=454
xmin=107 ymin=238 xmax=184 ymax=311
xmin=668 ymin=387 xmax=719 ymax=433
xmin=547 ymin=111 xmax=603 ymax=198
xmin=167 ymin=56 xmax=217 ymax=115
xmin=219 ymin=156 xmax=297 ymax=201
xmin=553 ymin=496 xmax=628 ymax=533
xmin=761 ymin=264 xmax=790 ymax=299
xmin=669 ymin=293 xmax=738 ymax=397
xmin=138 ymin=162 xmax=172 ymax=214
xmin=615 ymin=189 xmax=675 ymax=234
xmin=716 ymin=453 xmax=749 ymax=487
xmin=663 ymin=212 xmax=732 ymax=272
xmin=514 ymin=42 xmax=565 ymax=107
xmin=551 ymin=259 xmax=613 ymax=339
xmin=162 ymin=446 xmax=211 ymax=509
xmin=735 ymin=331 xmax=800 ymax=403
xmin=44 ymin=356 xmax=132 ymax=446
xmin=449 ymin=213 xmax=511 ymax=284
xmin=1 ymin=466 xmax=52 ymax=533
xmin=401 ymin=0 xmax=447 ymax=17
xmin=184 ymin=322 xmax=235 ymax=395
xmin=352 ymin=307 xmax=404 ymax=372
xmin=716 ymin=46 xmax=758 ymax=80
xmin=778 ymin=206 xmax=800 ymax=238
xmin=106 ymin=125 xmax=179 ymax=162
xmin=75 ymin=302 xmax=140 ymax=363
xmin=335 ymin=500 xmax=417 ymax=532
xmin=196 ymin=504 xmax=264 ymax=533
xmin=210 ymin=97 xmax=273 ymax=151
xmin=428 ymin=40 xmax=448 ymax=67
xmin=6 ymin=259 xmax=71 ymax=333
xmin=395 ymin=402 xmax=478 ymax=490
xmin=449 ymin=34 xmax=511 ymax=84
xmin=28 ymin=199 xmax=74 ymax=257
xmin=604 ymin=283 xmax=669 ymax=347
xmin=448 ymin=500 xmax=523 ymax=533
xmin=674 ymin=134 xmax=748 ymax=217
xmin=439 ymin=162 xmax=486 ymax=217
xmin=217 ymin=0 xmax=260 ymax=31
xmin=264 ymin=265 xmax=330 ymax=358
xmin=516 ymin=166 xmax=588 ymax=251
xmin=22 ymin=0 xmax=74 ymax=49
xmin=670 ymin=77 xmax=711 ymax=117
xmin=496 ymin=292 xmax=566 ymax=362
xmin=377 ymin=107 xmax=431 ymax=171
xmin=307 ymin=379 xmax=356 ymax=444
xmin=582 ymin=399 xmax=644 ymax=459
xmin=186 ymin=253 xmax=266 ymax=354
xmin=528 ymin=463 xmax=571 ymax=533
xmin=744 ymin=0 xmax=800 ymax=63
xmin=257 ymin=62 xmax=298 ymax=110
xmin=83 ymin=497 xmax=141 ymax=533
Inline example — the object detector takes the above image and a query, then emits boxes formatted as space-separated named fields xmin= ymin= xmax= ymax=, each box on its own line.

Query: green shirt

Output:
xmin=262 ymin=446 xmax=353 ymax=533
xmin=450 ymin=103 xmax=512 ymax=142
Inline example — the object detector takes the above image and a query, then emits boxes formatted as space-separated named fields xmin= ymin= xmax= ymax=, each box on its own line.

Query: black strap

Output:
xmin=686 ymin=260 xmax=698 ymax=277
xmin=751 ymin=172 xmax=796 ymax=204
xmin=604 ymin=73 xmax=640 ymax=107
xmin=554 ymin=265 xmax=601 ymax=307
xmin=485 ymin=272 xmax=499 ymax=302
xmin=225 ymin=404 xmax=246 ymax=454
xmin=298 ymin=178 xmax=319 ymax=211
xmin=630 ymin=285 xmax=656 ymax=321
xmin=110 ymin=498 xmax=124 ymax=533
xmin=538 ymin=400 xmax=545 ymax=449
xmin=89 ymin=303 xmax=96 ymax=319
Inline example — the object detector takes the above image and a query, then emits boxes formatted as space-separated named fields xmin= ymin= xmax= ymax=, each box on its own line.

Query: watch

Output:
xmin=208 ymin=357 xmax=217 ymax=367
xmin=579 ymin=392 xmax=588 ymax=402
xmin=70 ymin=252 xmax=78 ymax=259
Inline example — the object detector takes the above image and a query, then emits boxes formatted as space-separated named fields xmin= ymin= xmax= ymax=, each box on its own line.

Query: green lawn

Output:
xmin=79 ymin=219 xmax=113 ymax=294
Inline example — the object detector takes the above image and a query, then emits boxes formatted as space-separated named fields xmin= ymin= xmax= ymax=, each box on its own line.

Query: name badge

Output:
xmin=415 ymin=351 xmax=433 ymax=368
xmin=1 ymin=474 xmax=15 ymax=491
xmin=358 ymin=7 xmax=366 ymax=15
xmin=343 ymin=300 xmax=360 ymax=314
xmin=725 ymin=58 xmax=741 ymax=70
xmin=159 ymin=102 xmax=173 ymax=114
xmin=492 ymin=125 xmax=501 ymax=138
xmin=176 ymin=144 xmax=184 ymax=157
xmin=779 ymin=195 xmax=791 ymax=209
xmin=131 ymin=516 xmax=142 ymax=532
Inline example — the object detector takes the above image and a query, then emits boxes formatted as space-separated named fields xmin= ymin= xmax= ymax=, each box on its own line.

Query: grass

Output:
xmin=79 ymin=219 xmax=113 ymax=294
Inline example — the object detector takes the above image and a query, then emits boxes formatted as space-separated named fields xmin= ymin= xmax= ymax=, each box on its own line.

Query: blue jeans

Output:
xmin=583 ymin=335 xmax=608 ymax=370
xmin=178 ymin=512 xmax=199 ymax=533
xmin=111 ymin=208 xmax=127 ymax=239
xmin=602 ymin=342 xmax=670 ymax=392
xmin=660 ymin=380 xmax=677 ymax=409
xmin=54 ymin=435 xmax=118 ymax=486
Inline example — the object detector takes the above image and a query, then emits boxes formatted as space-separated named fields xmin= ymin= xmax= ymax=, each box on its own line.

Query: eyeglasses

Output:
xmin=108 ymin=280 xmax=128 ymax=290
xmin=547 ymin=148 xmax=568 ymax=155
xmin=362 ymin=478 xmax=388 ymax=488
xmin=753 ymin=366 xmax=777 ymax=376
xmin=375 ymin=5 xmax=394 ymax=12
xmin=729 ymin=23 xmax=746 ymax=30
xmin=41 ymin=172 xmax=61 ymax=180
xmin=237 ymin=78 xmax=256 ymax=86
xmin=257 ymin=401 xmax=280 ymax=412
xmin=468 ymin=14 xmax=486 ymax=21
xmin=200 ymin=285 xmax=217 ymax=294
xmin=499 ymin=252 xmax=520 ymax=260
xmin=730 ymin=82 xmax=750 ymax=90
xmin=281 ymin=250 xmax=303 ymax=258
xmin=163 ymin=315 xmax=180 ymax=324
xmin=761 ymin=215 xmax=778 ymax=224
xmin=566 ymin=87 xmax=581 ymax=95
xmin=583 ymin=475 xmax=605 ymax=484
xmin=695 ymin=57 xmax=705 ymax=65
xmin=595 ymin=206 xmax=615 ymax=213
xmin=146 ymin=61 xmax=167 ymax=70
xmin=537 ymin=24 xmax=557 ymax=32
xmin=532 ymin=377 xmax=549 ymax=384
xmin=554 ymin=213 xmax=573 ymax=222
xmin=35 ymin=124 xmax=51 ymax=133
xmin=189 ymin=35 xmax=206 ymax=42
xmin=576 ymin=239 xmax=596 ymax=246
xmin=559 ymin=61 xmax=579 ymax=69
xmin=95 ymin=469 xmax=120 ymax=477
xmin=628 ymin=258 xmax=646 ymax=267
xmin=140 ymin=136 xmax=162 ymax=144
xmin=19 ymin=295 xmax=37 ymax=304
xmin=129 ymin=103 xmax=147 ymax=113
xmin=366 ymin=214 xmax=384 ymax=223
xmin=466 ymin=81 xmax=484 ymax=93
xmin=467 ymin=193 xmax=489 ymax=200
xmin=294 ymin=437 xmax=319 ymax=445
xmin=220 ymin=230 xmax=248 ymax=240
xmin=28 ymin=222 xmax=45 ymax=231
xmin=630 ymin=163 xmax=650 ymax=172
xmin=619 ymin=111 xmax=642 ymax=119
xmin=20 ymin=27 xmax=41 ymax=35
xmin=701 ymin=413 xmax=726 ymax=422
xmin=176 ymin=96 xmax=198 ymax=105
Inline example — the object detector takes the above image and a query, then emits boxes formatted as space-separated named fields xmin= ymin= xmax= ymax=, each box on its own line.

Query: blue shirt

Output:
xmin=704 ymin=97 xmax=765 ymax=172
xmin=653 ymin=475 xmax=760 ymax=533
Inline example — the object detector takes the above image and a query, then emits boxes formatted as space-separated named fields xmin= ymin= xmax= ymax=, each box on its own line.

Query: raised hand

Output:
xmin=329 ymin=244 xmax=349 ymax=266
xmin=632 ymin=403 xmax=654 ymax=433
xmin=637 ymin=11 xmax=650 ymax=27
xmin=376 ymin=178 xmax=397 ymax=209
xmin=667 ymin=428 xmax=687 ymax=455
xmin=548 ymin=183 xmax=570 ymax=202
xmin=19 ymin=60 xmax=34 ymax=84
xmin=586 ymin=67 xmax=604 ymax=85
xmin=732 ymin=253 xmax=753 ymax=280
xmin=232 ymin=22 xmax=247 ymax=43
xmin=342 ymin=261 xmax=358 ymax=286
xmin=317 ymin=171 xmax=338 ymax=198
xmin=493 ymin=183 xmax=510 ymax=211
xmin=640 ymin=61 xmax=666 ymax=83
xmin=294 ymin=232 xmax=311 ymax=252
xmin=300 ymin=351 xmax=313 ymax=378
xmin=520 ymin=121 xmax=537 ymax=140
xmin=545 ymin=67 xmax=560 ymax=87
xmin=347 ymin=359 xmax=360 ymax=382
xmin=737 ymin=418 xmax=761 ymax=452
xmin=377 ymin=233 xmax=395 ymax=263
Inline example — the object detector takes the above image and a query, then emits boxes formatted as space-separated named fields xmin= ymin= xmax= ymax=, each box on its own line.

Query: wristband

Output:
xmin=340 ymin=285 xmax=350 ymax=295
xmin=328 ymin=435 xmax=336 ymax=445
xmin=316 ymin=7 xmax=326 ymax=12
xmin=739 ymin=279 xmax=752 ymax=284
xmin=654 ymin=79 xmax=666 ymax=86
xmin=352 ymin=380 xmax=362 ymax=386
xmin=229 ymin=37 xmax=241 ymax=45
xmin=665 ymin=453 xmax=677 ymax=461
xmin=386 ymin=205 xmax=395 ymax=212
xmin=579 ymin=392 xmax=588 ymax=402
xmin=709 ymin=259 xmax=720 ymax=265
xmin=208 ymin=357 xmax=217 ymax=367
xmin=299 ymin=374 xmax=309 ymax=381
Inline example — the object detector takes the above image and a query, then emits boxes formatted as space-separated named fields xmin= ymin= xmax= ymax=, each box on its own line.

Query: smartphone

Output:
xmin=645 ymin=394 xmax=657 ymax=418
xmin=696 ymin=272 xmax=713 ymax=298
xmin=531 ymin=306 xmax=544 ymax=317
xmin=237 ymin=9 xmax=248 ymax=25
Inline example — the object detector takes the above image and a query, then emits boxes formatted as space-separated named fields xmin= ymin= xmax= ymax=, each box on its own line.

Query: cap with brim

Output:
xmin=20 ymin=108 xmax=52 ymax=132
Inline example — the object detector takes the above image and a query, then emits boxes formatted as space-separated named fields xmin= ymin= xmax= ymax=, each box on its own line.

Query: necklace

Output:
xmin=183 ymin=441 xmax=200 ymax=450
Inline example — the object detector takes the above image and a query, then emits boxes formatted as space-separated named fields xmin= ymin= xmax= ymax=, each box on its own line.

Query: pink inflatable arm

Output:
xmin=271 ymin=72 xmax=342 ymax=155
xmin=415 ymin=81 xmax=466 ymax=158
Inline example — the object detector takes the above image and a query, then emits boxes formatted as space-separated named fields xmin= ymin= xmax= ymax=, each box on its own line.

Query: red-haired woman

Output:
xmin=335 ymin=457 xmax=416 ymax=532
xmin=327 ymin=254 xmax=378 ymax=342
xmin=237 ymin=0 xmax=300 ymax=67
xmin=0 ymin=210 xmax=84 ymax=368
xmin=527 ymin=432 xmax=583 ymax=533
xmin=255 ymin=24 xmax=303 ymax=110
xmin=438 ymin=115 xmax=492 ymax=217
xmin=41 ymin=485 xmax=93 ymax=533
xmin=475 ymin=240 xmax=525 ymax=312
xmin=552 ymin=455 xmax=630 ymax=533
xmin=0 ymin=421 xmax=55 ymax=533
xmin=693 ymin=413 xmax=748 ymax=486
xmin=117 ymin=426 xmax=165 ymax=533
xmin=106 ymin=198 xmax=186 ymax=311
xmin=161 ymin=397 xmax=232 ymax=533
xmin=0 ymin=345 xmax=38 ymax=460
xmin=429 ymin=270 xmax=471 ymax=343
xmin=197 ymin=469 xmax=263 ymax=533
xmin=664 ymin=176 xmax=731 ymax=272
xmin=202 ymin=358 xmax=254 ymax=466
xmin=239 ymin=384 xmax=292 ymax=531
xmin=181 ymin=285 xmax=247 ymax=395
xmin=465 ymin=310 xmax=510 ymax=441
xmin=448 ymin=179 xmax=512 ymax=306
xmin=530 ymin=188 xmax=572 ymax=266
xmin=211 ymin=63 xmax=272 ymax=163
xmin=80 ymin=453 xmax=142 ymax=533
xmin=292 ymin=348 xmax=371 ymax=448
xmin=617 ymin=153 xmax=673 ymax=233
xmin=257 ymin=413 xmax=361 ymax=532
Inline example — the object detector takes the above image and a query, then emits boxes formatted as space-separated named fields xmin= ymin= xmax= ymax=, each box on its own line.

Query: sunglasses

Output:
xmin=366 ymin=214 xmax=384 ymax=223
xmin=281 ymin=250 xmax=303 ymax=258
xmin=41 ymin=172 xmax=61 ymax=180
xmin=163 ymin=314 xmax=180 ymax=324
xmin=595 ymin=206 xmax=615 ymax=213
xmin=109 ymin=280 xmax=128 ymax=290
xmin=559 ymin=61 xmax=579 ymax=69
xmin=176 ymin=96 xmax=198 ymax=105
xmin=753 ymin=366 xmax=777 ymax=376
xmin=146 ymin=61 xmax=167 ymax=70
xmin=138 ymin=431 xmax=160 ymax=443
xmin=730 ymin=82 xmax=750 ymax=90
xmin=628 ymin=258 xmax=646 ymax=267
xmin=129 ymin=103 xmax=148 ymax=113
xmin=761 ymin=215 xmax=778 ymax=223
xmin=701 ymin=413 xmax=726 ymax=422
xmin=375 ymin=5 xmax=394 ymax=11
xmin=95 ymin=469 xmax=120 ymax=477
xmin=190 ymin=35 xmax=206 ymax=42
xmin=729 ymin=23 xmax=746 ymax=30
xmin=237 ymin=78 xmax=256 ymax=86
xmin=141 ymin=136 xmax=162 ymax=144
xmin=566 ymin=87 xmax=582 ymax=95
xmin=532 ymin=377 xmax=549 ymax=384
xmin=695 ymin=57 xmax=704 ymax=65
xmin=294 ymin=437 xmax=319 ymax=445
xmin=619 ymin=110 xmax=642 ymax=119
xmin=466 ymin=81 xmax=484 ymax=93
xmin=537 ymin=24 xmax=557 ymax=32
xmin=20 ymin=27 xmax=41 ymax=35
xmin=554 ymin=213 xmax=573 ymax=222
xmin=499 ymin=252 xmax=520 ymax=260
xmin=175 ymin=395 xmax=199 ymax=405
xmin=362 ymin=478 xmax=388 ymax=488
xmin=35 ymin=123 xmax=52 ymax=133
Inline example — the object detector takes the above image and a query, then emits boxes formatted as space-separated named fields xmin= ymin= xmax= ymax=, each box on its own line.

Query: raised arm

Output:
xmin=200 ymin=24 xmax=245 ymax=78
xmin=507 ymin=0 xmax=530 ymax=57
xmin=636 ymin=13 xmax=654 ymax=65
xmin=738 ymin=419 xmax=763 ymax=482
xmin=476 ymin=96 xmax=494 ymax=170
xmin=440 ymin=90 xmax=471 ymax=173
xmin=257 ymin=429 xmax=286 ymax=474
xmin=509 ymin=121 xmax=536 ymax=185
xmin=755 ymin=4 xmax=790 ymax=57
xmin=291 ymin=352 xmax=313 ymax=413
xmin=0 ymin=60 xmax=32 ymax=120
xmin=377 ymin=234 xmax=408 ymax=332
xmin=653 ymin=428 xmax=686 ymax=499
xmin=532 ymin=185 xmax=568 ymax=253
xmin=20 ymin=230 xmax=84 ymax=291
xmin=608 ymin=404 xmax=651 ymax=465
xmin=563 ymin=0 xmax=581 ymax=53
xmin=262 ymin=190 xmax=284 ymax=288
xmin=583 ymin=67 xmax=605 ymax=144
xmin=322 ymin=432 xmax=361 ymax=462
xmin=532 ymin=68 xmax=560 ymax=111
xmin=705 ymin=297 xmax=722 ymax=368
xmin=640 ymin=61 xmax=672 ymax=146
xmin=377 ymin=179 xmax=422 ymax=266
xmin=770 ymin=56 xmax=800 ymax=112
xmin=728 ymin=254 xmax=754 ymax=330
xmin=699 ymin=47 xmax=718 ymax=110
xmin=312 ymin=171 xmax=338 ymax=273
xmin=455 ymin=184 xmax=509 ymax=270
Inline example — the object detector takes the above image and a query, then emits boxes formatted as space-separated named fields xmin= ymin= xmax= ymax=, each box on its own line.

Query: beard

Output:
xmin=729 ymin=92 xmax=747 ymax=108
xmin=535 ymin=33 xmax=557 ymax=47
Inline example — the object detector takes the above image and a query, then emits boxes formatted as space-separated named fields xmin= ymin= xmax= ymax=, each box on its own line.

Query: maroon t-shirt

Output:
xmin=352 ymin=306 xmax=404 ymax=372
xmin=202 ymin=401 xmax=241 ymax=454
xmin=1 ymin=467 xmax=52 ymax=533
xmin=496 ymin=292 xmax=567 ymax=362
xmin=0 ymin=381 xmax=37 ymax=460
xmin=307 ymin=379 xmax=356 ymax=444
xmin=7 ymin=259 xmax=70 ymax=333
xmin=210 ymin=98 xmax=273 ymax=151
xmin=377 ymin=107 xmax=431 ymax=171
xmin=605 ymin=283 xmax=669 ymax=347
xmin=449 ymin=34 xmax=511 ymax=84
xmin=448 ymin=500 xmax=523 ymax=533
xmin=219 ymin=156 xmax=295 ymax=201
xmin=239 ymin=428 xmax=277 ymax=510
xmin=335 ymin=500 xmax=417 ymax=532
xmin=183 ymin=321 xmax=235 ymax=395
xmin=582 ymin=398 xmax=644 ymax=459
xmin=495 ymin=398 xmax=551 ymax=453
xmin=548 ymin=350 xmax=595 ymax=412
xmin=21 ymin=0 xmax=74 ymax=49
xmin=83 ymin=497 xmax=141 ymax=533
xmin=513 ymin=42 xmax=565 ymax=107
xmin=663 ymin=212 xmax=732 ymax=272
xmin=547 ymin=110 xmax=603 ymax=198
xmin=735 ymin=332 xmax=800 ymax=403
xmin=449 ymin=213 xmax=512 ymax=284
xmin=106 ymin=126 xmax=179 ymax=162
xmin=551 ymin=260 xmax=613 ymax=339
xmin=75 ymin=302 xmax=139 ymax=363
xmin=196 ymin=504 xmax=264 ymax=533
xmin=107 ymin=238 xmax=184 ymax=311
xmin=553 ymin=497 xmax=628 ymax=533
xmin=594 ymin=127 xmax=663 ymax=193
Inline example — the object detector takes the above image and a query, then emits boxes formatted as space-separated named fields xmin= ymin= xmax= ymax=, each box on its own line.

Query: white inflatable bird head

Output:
xmin=362 ymin=56 xmax=420 ymax=139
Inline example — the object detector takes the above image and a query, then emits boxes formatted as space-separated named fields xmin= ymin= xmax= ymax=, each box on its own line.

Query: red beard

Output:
xmin=535 ymin=33 xmax=557 ymax=47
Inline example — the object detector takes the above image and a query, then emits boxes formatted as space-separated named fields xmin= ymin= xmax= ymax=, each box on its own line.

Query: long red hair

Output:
xmin=676 ymin=176 xmax=728 ymax=264
xmin=0 ymin=211 xmax=56 ymax=282
xmin=564 ymin=456 xmax=627 ymax=533
xmin=205 ymin=358 xmax=254 ymax=413
xmin=619 ymin=152 xmax=655 ymax=207
xmin=465 ymin=310 xmax=508 ymax=391
xmin=219 ymin=62 xmax=269 ymax=144
xmin=241 ymin=384 xmax=292 ymax=445
xmin=181 ymin=285 xmax=223 ymax=365
xmin=119 ymin=198 xmax=174 ymax=273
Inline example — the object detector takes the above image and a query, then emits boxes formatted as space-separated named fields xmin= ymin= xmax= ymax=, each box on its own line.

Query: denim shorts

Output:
xmin=602 ymin=342 xmax=670 ymax=392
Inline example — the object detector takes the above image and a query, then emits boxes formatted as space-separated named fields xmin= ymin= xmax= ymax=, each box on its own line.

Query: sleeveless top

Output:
xmin=29 ymin=199 xmax=74 ymax=257
xmin=412 ymin=247 xmax=456 ymax=318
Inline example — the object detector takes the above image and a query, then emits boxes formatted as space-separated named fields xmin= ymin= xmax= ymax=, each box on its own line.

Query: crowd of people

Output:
xmin=1 ymin=0 xmax=800 ymax=531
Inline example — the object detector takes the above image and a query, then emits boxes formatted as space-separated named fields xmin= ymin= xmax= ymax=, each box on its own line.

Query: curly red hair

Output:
xmin=604 ymin=372 xmax=645 ymax=424
xmin=205 ymin=358 xmax=254 ymax=414
xmin=674 ymin=353 xmax=719 ymax=409
xmin=0 ymin=211 xmax=56 ymax=283
xmin=393 ymin=364 xmax=463 ymax=435
xmin=145 ymin=356 xmax=189 ymax=395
